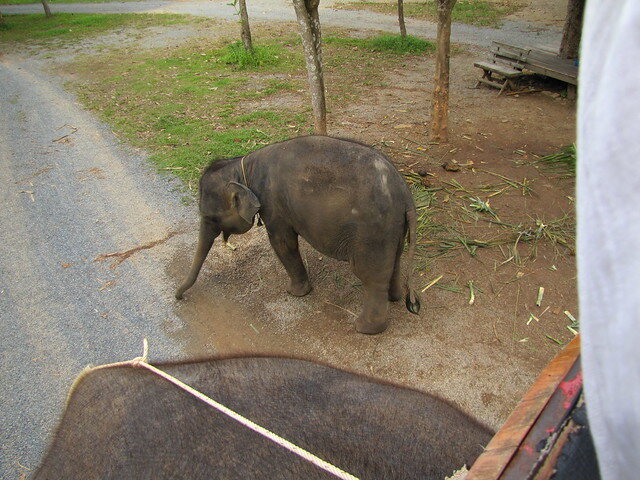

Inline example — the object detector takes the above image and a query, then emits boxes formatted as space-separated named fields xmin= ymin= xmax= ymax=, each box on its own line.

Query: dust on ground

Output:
xmin=10 ymin=4 xmax=576 ymax=433
xmin=166 ymin=43 xmax=576 ymax=430
xmin=503 ymin=0 xmax=569 ymax=27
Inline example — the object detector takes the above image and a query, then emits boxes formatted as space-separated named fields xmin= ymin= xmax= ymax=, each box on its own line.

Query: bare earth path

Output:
xmin=0 ymin=5 xmax=572 ymax=479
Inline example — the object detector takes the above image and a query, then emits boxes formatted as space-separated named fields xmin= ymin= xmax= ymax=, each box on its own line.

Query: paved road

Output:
xmin=0 ymin=57 xmax=198 ymax=478
xmin=2 ymin=0 xmax=562 ymax=50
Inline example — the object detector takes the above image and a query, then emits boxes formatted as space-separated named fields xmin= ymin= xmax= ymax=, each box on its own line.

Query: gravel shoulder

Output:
xmin=0 ymin=54 xmax=200 ymax=477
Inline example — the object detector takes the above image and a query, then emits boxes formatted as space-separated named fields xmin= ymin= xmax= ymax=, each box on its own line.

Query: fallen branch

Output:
xmin=506 ymin=89 xmax=541 ymax=96
xmin=16 ymin=165 xmax=55 ymax=184
xmin=324 ymin=300 xmax=357 ymax=317
xmin=53 ymin=124 xmax=79 ymax=143
xmin=95 ymin=230 xmax=183 ymax=269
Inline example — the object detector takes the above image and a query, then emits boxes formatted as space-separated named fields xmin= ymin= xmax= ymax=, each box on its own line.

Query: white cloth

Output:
xmin=578 ymin=1 xmax=640 ymax=479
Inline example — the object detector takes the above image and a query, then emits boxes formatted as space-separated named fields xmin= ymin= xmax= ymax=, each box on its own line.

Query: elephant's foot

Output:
xmin=355 ymin=314 xmax=389 ymax=335
xmin=355 ymin=283 xmax=390 ymax=334
xmin=287 ymin=280 xmax=312 ymax=297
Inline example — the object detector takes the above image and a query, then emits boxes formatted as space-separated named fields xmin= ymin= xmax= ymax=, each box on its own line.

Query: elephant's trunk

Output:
xmin=175 ymin=218 xmax=220 ymax=300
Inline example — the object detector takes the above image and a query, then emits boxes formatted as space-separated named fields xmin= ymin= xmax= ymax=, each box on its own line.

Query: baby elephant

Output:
xmin=176 ymin=135 xmax=420 ymax=334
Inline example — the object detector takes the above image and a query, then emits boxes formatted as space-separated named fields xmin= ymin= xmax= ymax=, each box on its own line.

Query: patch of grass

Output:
xmin=538 ymin=144 xmax=576 ymax=177
xmin=336 ymin=1 xmax=521 ymax=27
xmin=218 ymin=42 xmax=284 ymax=69
xmin=0 ymin=13 xmax=192 ymax=44
xmin=1 ymin=0 xmax=142 ymax=3
xmin=66 ymin=34 xmax=313 ymax=188
xmin=326 ymin=34 xmax=434 ymax=54
xmin=60 ymin=25 xmax=432 ymax=188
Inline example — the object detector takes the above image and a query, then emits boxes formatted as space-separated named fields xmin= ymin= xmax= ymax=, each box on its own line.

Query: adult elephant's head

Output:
xmin=175 ymin=162 xmax=260 ymax=300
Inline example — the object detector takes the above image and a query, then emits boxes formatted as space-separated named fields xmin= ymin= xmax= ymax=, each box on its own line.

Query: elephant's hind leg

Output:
xmin=267 ymin=227 xmax=312 ymax=297
xmin=357 ymin=282 xmax=390 ymax=334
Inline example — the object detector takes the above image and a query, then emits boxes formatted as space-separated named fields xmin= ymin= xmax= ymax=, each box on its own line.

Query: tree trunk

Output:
xmin=559 ymin=0 xmax=585 ymax=59
xmin=293 ymin=0 xmax=327 ymax=135
xmin=41 ymin=0 xmax=52 ymax=18
xmin=398 ymin=0 xmax=406 ymax=38
xmin=238 ymin=0 xmax=253 ymax=52
xmin=430 ymin=0 xmax=456 ymax=142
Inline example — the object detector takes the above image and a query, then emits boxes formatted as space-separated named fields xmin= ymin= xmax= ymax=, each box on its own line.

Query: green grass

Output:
xmin=0 ymin=0 xmax=142 ymax=4
xmin=326 ymin=34 xmax=435 ymax=54
xmin=219 ymin=42 xmax=285 ymax=69
xmin=336 ymin=1 xmax=521 ymax=27
xmin=61 ymin=28 xmax=430 ymax=187
xmin=538 ymin=144 xmax=576 ymax=177
xmin=65 ymin=36 xmax=312 ymax=187
xmin=0 ymin=13 xmax=194 ymax=43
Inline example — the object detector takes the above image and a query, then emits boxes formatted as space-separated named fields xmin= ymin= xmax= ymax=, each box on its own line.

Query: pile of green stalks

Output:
xmin=539 ymin=144 xmax=576 ymax=177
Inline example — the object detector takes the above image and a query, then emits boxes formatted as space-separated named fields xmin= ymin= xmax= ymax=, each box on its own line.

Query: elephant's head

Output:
xmin=201 ymin=181 xmax=260 ymax=238
xmin=175 ymin=171 xmax=260 ymax=300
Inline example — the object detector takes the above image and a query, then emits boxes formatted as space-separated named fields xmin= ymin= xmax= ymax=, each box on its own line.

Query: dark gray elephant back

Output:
xmin=33 ymin=357 xmax=493 ymax=479
xmin=176 ymin=136 xmax=421 ymax=334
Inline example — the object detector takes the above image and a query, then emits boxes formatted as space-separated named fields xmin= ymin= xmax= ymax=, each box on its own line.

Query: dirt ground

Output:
xmin=165 ymin=45 xmax=576 ymax=433
xmin=503 ymin=0 xmax=570 ymax=27
xmin=7 ymin=2 xmax=576 ymax=435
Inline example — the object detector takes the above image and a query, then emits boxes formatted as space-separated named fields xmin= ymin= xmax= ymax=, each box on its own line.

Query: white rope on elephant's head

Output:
xmin=89 ymin=340 xmax=360 ymax=480
xmin=239 ymin=155 xmax=263 ymax=227
xmin=240 ymin=155 xmax=249 ymax=186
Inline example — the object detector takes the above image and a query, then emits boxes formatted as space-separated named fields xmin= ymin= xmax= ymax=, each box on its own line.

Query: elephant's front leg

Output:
xmin=268 ymin=227 xmax=312 ymax=297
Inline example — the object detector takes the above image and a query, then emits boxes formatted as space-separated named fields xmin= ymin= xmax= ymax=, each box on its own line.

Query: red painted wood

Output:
xmin=466 ymin=335 xmax=581 ymax=480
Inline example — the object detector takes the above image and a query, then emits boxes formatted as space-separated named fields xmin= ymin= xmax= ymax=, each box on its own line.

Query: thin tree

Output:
xmin=41 ymin=0 xmax=52 ymax=18
xmin=238 ymin=0 xmax=253 ymax=52
xmin=430 ymin=0 xmax=456 ymax=142
xmin=293 ymin=0 xmax=327 ymax=135
xmin=559 ymin=0 xmax=585 ymax=59
xmin=398 ymin=0 xmax=407 ymax=38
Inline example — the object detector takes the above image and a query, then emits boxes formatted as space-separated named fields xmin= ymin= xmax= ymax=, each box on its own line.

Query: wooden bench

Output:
xmin=474 ymin=42 xmax=528 ymax=94
xmin=475 ymin=42 xmax=580 ymax=96
xmin=494 ymin=42 xmax=578 ymax=86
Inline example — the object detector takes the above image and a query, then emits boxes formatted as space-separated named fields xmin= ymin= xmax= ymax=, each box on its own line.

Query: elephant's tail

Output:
xmin=405 ymin=208 xmax=421 ymax=314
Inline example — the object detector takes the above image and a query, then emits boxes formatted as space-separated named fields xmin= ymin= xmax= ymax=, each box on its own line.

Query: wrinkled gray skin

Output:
xmin=33 ymin=357 xmax=494 ymax=479
xmin=176 ymin=136 xmax=420 ymax=334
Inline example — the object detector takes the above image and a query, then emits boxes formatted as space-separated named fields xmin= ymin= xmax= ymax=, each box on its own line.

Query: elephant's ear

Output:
xmin=226 ymin=181 xmax=261 ymax=224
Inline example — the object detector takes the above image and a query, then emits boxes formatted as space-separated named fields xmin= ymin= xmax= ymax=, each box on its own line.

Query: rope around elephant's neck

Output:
xmin=240 ymin=155 xmax=249 ymax=186
xmin=90 ymin=340 xmax=359 ymax=480
xmin=240 ymin=155 xmax=263 ymax=227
